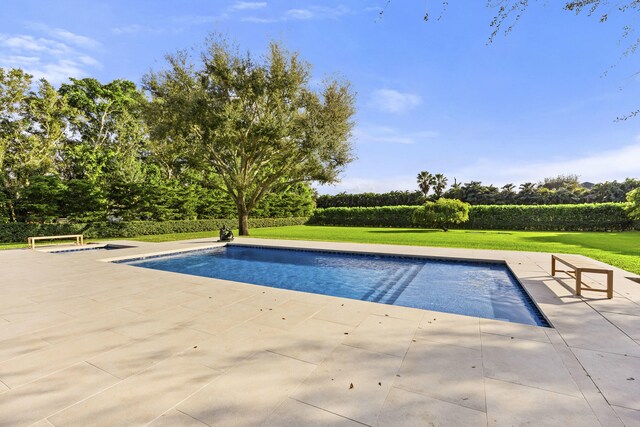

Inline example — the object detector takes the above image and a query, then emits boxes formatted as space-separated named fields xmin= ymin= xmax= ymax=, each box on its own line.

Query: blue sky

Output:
xmin=2 ymin=1 xmax=639 ymax=194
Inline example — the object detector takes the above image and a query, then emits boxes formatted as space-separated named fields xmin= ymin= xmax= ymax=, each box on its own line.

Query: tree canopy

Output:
xmin=144 ymin=37 xmax=356 ymax=235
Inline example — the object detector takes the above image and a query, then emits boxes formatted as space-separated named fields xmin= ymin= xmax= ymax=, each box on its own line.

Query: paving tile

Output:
xmin=89 ymin=327 xmax=210 ymax=379
xmin=378 ymin=387 xmax=486 ymax=427
xmin=418 ymin=311 xmax=481 ymax=350
xmin=539 ymin=302 xmax=640 ymax=357
xmin=612 ymin=405 xmax=640 ymax=427
xmin=178 ymin=350 xmax=315 ymax=426
xmin=292 ymin=344 xmax=403 ymax=426
xmin=0 ymin=331 xmax=130 ymax=389
xmin=573 ymin=348 xmax=640 ymax=410
xmin=177 ymin=321 xmax=285 ymax=373
xmin=121 ymin=291 xmax=200 ymax=315
xmin=34 ymin=308 xmax=140 ymax=344
xmin=110 ymin=306 xmax=203 ymax=339
xmin=480 ymin=317 xmax=550 ymax=343
xmin=543 ymin=327 xmax=625 ymax=427
xmin=248 ymin=300 xmax=322 ymax=331
xmin=264 ymin=398 xmax=364 ymax=426
xmin=188 ymin=302 xmax=264 ymax=335
xmin=588 ymin=298 xmax=640 ymax=317
xmin=148 ymin=409 xmax=209 ymax=427
xmin=343 ymin=314 xmax=419 ymax=357
xmin=0 ymin=310 xmax=74 ymax=342
xmin=485 ymin=378 xmax=600 ymax=426
xmin=0 ymin=362 xmax=118 ymax=427
xmin=601 ymin=311 xmax=640 ymax=340
xmin=181 ymin=286 xmax=255 ymax=311
xmin=48 ymin=357 xmax=220 ymax=426
xmin=313 ymin=300 xmax=372 ymax=327
xmin=481 ymin=333 xmax=580 ymax=397
xmin=395 ymin=340 xmax=485 ymax=411
xmin=239 ymin=289 xmax=290 ymax=309
xmin=265 ymin=318 xmax=352 ymax=364
xmin=0 ymin=334 xmax=52 ymax=363
xmin=29 ymin=419 xmax=55 ymax=427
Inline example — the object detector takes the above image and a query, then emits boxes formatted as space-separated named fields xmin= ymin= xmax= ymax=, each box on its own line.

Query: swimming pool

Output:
xmin=121 ymin=245 xmax=548 ymax=327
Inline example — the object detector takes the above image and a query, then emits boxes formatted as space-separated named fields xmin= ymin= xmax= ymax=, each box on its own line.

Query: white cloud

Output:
xmin=24 ymin=23 xmax=101 ymax=49
xmin=354 ymin=125 xmax=438 ymax=145
xmin=451 ymin=141 xmax=640 ymax=186
xmin=370 ymin=89 xmax=422 ymax=114
xmin=242 ymin=5 xmax=350 ymax=24
xmin=111 ymin=24 xmax=166 ymax=35
xmin=0 ymin=26 xmax=100 ymax=86
xmin=241 ymin=16 xmax=280 ymax=23
xmin=286 ymin=9 xmax=315 ymax=20
xmin=231 ymin=2 xmax=267 ymax=10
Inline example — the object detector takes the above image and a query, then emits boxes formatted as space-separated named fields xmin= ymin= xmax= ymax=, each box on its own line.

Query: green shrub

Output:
xmin=308 ymin=203 xmax=632 ymax=231
xmin=412 ymin=199 xmax=470 ymax=231
xmin=626 ymin=188 xmax=640 ymax=220
xmin=462 ymin=203 xmax=631 ymax=231
xmin=0 ymin=217 xmax=308 ymax=243
xmin=307 ymin=206 xmax=416 ymax=227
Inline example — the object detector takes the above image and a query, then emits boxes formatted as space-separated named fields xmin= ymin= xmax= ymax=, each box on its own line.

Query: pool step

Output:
xmin=364 ymin=264 xmax=423 ymax=304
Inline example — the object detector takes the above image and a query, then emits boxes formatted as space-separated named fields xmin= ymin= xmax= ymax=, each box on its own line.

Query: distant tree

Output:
xmin=500 ymin=183 xmax=516 ymax=204
xmin=539 ymin=174 xmax=581 ymax=191
xmin=626 ymin=188 xmax=640 ymax=220
xmin=460 ymin=181 xmax=485 ymax=204
xmin=432 ymin=173 xmax=448 ymax=199
xmin=412 ymin=198 xmax=470 ymax=231
xmin=517 ymin=182 xmax=539 ymax=204
xmin=144 ymin=37 xmax=355 ymax=235
xmin=417 ymin=171 xmax=434 ymax=199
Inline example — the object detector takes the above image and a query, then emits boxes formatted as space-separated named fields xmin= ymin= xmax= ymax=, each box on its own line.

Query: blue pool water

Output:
xmin=122 ymin=245 xmax=548 ymax=327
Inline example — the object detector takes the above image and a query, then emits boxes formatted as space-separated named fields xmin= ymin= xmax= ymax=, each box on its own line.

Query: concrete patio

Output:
xmin=0 ymin=238 xmax=639 ymax=426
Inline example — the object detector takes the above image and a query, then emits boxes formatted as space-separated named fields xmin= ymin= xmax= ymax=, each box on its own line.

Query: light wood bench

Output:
xmin=28 ymin=234 xmax=84 ymax=250
xmin=551 ymin=254 xmax=613 ymax=299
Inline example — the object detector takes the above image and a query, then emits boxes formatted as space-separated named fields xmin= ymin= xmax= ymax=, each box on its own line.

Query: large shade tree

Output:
xmin=144 ymin=37 xmax=355 ymax=235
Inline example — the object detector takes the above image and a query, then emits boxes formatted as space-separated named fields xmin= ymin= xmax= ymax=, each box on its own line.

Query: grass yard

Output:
xmin=126 ymin=225 xmax=640 ymax=276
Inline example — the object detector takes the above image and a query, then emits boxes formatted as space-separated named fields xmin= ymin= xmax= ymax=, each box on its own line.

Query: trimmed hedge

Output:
xmin=308 ymin=204 xmax=634 ymax=231
xmin=0 ymin=217 xmax=308 ymax=243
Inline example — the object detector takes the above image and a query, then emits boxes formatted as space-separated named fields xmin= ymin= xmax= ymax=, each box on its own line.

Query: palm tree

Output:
xmin=432 ymin=174 xmax=448 ymax=199
xmin=416 ymin=171 xmax=433 ymax=199
xmin=501 ymin=183 xmax=516 ymax=204
xmin=518 ymin=182 xmax=538 ymax=204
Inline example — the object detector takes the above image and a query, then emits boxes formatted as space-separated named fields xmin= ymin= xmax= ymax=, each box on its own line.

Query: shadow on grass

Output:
xmin=366 ymin=229 xmax=442 ymax=234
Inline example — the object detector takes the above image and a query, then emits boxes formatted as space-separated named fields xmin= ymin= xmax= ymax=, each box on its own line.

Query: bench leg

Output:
xmin=607 ymin=271 xmax=613 ymax=299
xmin=551 ymin=256 xmax=556 ymax=276
xmin=575 ymin=269 xmax=582 ymax=296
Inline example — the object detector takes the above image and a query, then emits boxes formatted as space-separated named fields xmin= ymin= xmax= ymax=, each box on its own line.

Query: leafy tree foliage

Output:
xmin=626 ymin=188 xmax=640 ymax=220
xmin=144 ymin=37 xmax=355 ymax=235
xmin=412 ymin=198 xmax=470 ymax=231
xmin=0 ymin=66 xmax=317 ymax=224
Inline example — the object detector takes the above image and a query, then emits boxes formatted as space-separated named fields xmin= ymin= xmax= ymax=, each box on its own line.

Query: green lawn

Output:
xmin=243 ymin=226 xmax=640 ymax=274
xmin=5 ymin=225 xmax=639 ymax=275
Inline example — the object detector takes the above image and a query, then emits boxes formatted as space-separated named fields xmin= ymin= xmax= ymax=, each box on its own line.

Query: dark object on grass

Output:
xmin=219 ymin=225 xmax=234 ymax=242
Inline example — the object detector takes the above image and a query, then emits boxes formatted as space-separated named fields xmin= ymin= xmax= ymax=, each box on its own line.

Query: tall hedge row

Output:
xmin=308 ymin=203 xmax=634 ymax=231
xmin=0 ymin=217 xmax=308 ymax=243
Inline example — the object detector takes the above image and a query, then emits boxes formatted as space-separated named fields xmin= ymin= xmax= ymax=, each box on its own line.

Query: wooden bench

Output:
xmin=551 ymin=254 xmax=613 ymax=299
xmin=28 ymin=234 xmax=84 ymax=250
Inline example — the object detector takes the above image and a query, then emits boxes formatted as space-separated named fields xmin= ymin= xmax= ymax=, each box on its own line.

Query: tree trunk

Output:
xmin=238 ymin=207 xmax=250 ymax=236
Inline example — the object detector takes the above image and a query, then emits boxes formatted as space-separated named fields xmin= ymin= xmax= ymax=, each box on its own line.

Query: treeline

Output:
xmin=0 ymin=68 xmax=313 ymax=223
xmin=317 ymin=176 xmax=640 ymax=208
xmin=309 ymin=204 xmax=635 ymax=232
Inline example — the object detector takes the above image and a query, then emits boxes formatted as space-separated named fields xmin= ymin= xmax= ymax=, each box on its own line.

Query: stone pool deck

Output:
xmin=0 ymin=237 xmax=639 ymax=426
